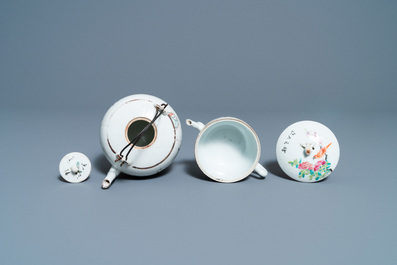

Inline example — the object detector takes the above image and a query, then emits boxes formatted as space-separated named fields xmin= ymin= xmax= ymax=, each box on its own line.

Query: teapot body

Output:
xmin=100 ymin=94 xmax=182 ymax=177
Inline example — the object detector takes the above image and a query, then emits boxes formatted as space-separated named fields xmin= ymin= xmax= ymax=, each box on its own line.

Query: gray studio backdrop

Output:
xmin=1 ymin=0 xmax=396 ymax=113
xmin=1 ymin=1 xmax=397 ymax=265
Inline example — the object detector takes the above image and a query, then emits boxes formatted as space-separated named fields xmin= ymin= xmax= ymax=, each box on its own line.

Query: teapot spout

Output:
xmin=102 ymin=167 xmax=120 ymax=189
xmin=186 ymin=119 xmax=205 ymax=131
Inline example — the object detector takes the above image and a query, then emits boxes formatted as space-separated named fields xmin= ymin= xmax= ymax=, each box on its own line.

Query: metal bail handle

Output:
xmin=115 ymin=103 xmax=168 ymax=167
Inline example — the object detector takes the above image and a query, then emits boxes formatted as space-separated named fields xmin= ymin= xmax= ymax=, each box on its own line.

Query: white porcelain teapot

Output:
xmin=100 ymin=94 xmax=182 ymax=189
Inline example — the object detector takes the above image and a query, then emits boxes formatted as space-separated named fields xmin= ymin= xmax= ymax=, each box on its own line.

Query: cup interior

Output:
xmin=196 ymin=119 xmax=259 ymax=182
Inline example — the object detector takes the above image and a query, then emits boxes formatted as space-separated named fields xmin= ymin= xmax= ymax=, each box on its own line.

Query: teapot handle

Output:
xmin=254 ymin=163 xmax=268 ymax=177
xmin=186 ymin=119 xmax=205 ymax=131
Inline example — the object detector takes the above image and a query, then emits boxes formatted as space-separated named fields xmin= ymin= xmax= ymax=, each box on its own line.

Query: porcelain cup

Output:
xmin=186 ymin=117 xmax=267 ymax=183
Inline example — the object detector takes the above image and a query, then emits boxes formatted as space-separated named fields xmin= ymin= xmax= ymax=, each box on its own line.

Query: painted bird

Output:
xmin=313 ymin=143 xmax=332 ymax=159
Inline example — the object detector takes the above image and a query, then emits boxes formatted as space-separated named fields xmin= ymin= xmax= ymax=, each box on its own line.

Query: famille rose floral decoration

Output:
xmin=276 ymin=121 xmax=340 ymax=183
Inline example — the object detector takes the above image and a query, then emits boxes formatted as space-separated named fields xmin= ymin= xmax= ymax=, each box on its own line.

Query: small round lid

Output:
xmin=59 ymin=152 xmax=91 ymax=183
xmin=276 ymin=121 xmax=340 ymax=182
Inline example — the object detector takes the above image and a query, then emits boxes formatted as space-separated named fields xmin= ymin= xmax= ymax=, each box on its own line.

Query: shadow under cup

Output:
xmin=195 ymin=119 xmax=260 ymax=183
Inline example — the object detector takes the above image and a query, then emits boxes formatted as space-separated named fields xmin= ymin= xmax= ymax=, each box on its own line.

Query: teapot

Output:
xmin=100 ymin=94 xmax=182 ymax=189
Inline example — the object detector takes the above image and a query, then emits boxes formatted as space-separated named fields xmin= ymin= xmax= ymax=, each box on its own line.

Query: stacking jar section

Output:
xmin=195 ymin=119 xmax=260 ymax=182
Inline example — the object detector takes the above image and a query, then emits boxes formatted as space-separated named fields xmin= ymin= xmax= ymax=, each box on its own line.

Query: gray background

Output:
xmin=1 ymin=1 xmax=396 ymax=264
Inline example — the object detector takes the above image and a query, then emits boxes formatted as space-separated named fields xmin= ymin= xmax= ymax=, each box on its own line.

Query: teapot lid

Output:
xmin=59 ymin=152 xmax=91 ymax=183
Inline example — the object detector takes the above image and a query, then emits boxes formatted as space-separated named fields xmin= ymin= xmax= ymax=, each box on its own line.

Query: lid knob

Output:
xmin=71 ymin=164 xmax=79 ymax=174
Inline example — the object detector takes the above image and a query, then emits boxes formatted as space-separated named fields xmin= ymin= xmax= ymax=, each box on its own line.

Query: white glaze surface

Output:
xmin=100 ymin=94 xmax=182 ymax=177
xmin=59 ymin=152 xmax=91 ymax=183
xmin=188 ymin=117 xmax=267 ymax=183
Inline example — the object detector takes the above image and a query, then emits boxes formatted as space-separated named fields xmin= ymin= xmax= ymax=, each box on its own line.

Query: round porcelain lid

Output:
xmin=59 ymin=152 xmax=91 ymax=183
xmin=276 ymin=121 xmax=340 ymax=182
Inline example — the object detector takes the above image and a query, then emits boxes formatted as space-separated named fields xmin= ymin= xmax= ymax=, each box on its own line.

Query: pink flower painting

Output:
xmin=298 ymin=161 xmax=314 ymax=170
xmin=314 ymin=160 xmax=326 ymax=171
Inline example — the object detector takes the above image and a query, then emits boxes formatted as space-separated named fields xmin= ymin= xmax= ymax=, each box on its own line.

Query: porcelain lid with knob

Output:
xmin=276 ymin=121 xmax=340 ymax=182
xmin=59 ymin=152 xmax=91 ymax=183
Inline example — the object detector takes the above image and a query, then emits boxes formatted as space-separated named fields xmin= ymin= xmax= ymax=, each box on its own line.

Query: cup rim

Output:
xmin=194 ymin=117 xmax=261 ymax=183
